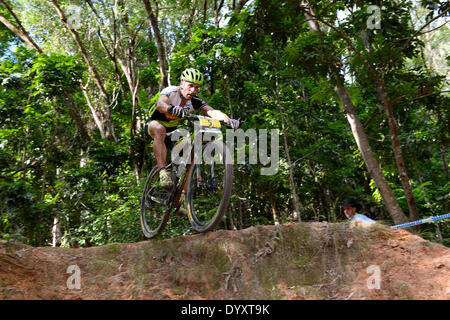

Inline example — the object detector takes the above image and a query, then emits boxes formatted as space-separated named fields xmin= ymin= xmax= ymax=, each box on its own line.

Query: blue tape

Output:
xmin=391 ymin=213 xmax=450 ymax=229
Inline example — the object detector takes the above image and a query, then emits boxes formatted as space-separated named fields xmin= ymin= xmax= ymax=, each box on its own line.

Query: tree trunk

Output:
xmin=0 ymin=14 xmax=41 ymax=52
xmin=227 ymin=207 xmax=236 ymax=230
xmin=238 ymin=198 xmax=243 ymax=229
xmin=52 ymin=216 xmax=61 ymax=247
xmin=274 ymin=72 xmax=302 ymax=221
xmin=374 ymin=79 xmax=420 ymax=222
xmin=334 ymin=85 xmax=408 ymax=225
xmin=88 ymin=0 xmax=141 ymax=138
xmin=422 ymin=25 xmax=448 ymax=182
xmin=302 ymin=1 xmax=408 ymax=225
xmin=303 ymin=2 xmax=420 ymax=222
xmin=142 ymin=0 xmax=168 ymax=90
xmin=51 ymin=0 xmax=116 ymax=142
xmin=323 ymin=188 xmax=333 ymax=222
xmin=81 ymin=86 xmax=107 ymax=139
xmin=270 ymin=195 xmax=281 ymax=226
xmin=440 ymin=146 xmax=449 ymax=182
xmin=203 ymin=0 xmax=208 ymax=24
xmin=234 ymin=0 xmax=249 ymax=11
xmin=62 ymin=88 xmax=92 ymax=143
xmin=52 ymin=169 xmax=62 ymax=247
xmin=0 ymin=0 xmax=44 ymax=52
xmin=96 ymin=30 xmax=127 ymax=97
xmin=185 ymin=1 xmax=198 ymax=38
xmin=214 ymin=0 xmax=225 ymax=28
xmin=117 ymin=0 xmax=141 ymax=138
xmin=0 ymin=8 xmax=92 ymax=144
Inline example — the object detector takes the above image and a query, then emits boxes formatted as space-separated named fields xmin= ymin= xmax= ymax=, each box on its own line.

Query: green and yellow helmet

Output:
xmin=180 ymin=68 xmax=204 ymax=85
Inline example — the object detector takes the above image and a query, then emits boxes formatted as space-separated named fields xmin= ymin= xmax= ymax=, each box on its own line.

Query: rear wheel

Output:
xmin=140 ymin=166 xmax=175 ymax=238
xmin=186 ymin=140 xmax=233 ymax=232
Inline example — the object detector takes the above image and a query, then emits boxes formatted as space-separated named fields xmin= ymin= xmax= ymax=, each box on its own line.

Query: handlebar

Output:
xmin=183 ymin=114 xmax=242 ymax=129
xmin=184 ymin=114 xmax=225 ymax=124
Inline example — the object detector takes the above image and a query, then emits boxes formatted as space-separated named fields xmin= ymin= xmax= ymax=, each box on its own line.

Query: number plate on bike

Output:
xmin=198 ymin=117 xmax=221 ymax=129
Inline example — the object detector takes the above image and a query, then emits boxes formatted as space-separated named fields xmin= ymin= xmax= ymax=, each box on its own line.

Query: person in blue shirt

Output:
xmin=343 ymin=199 xmax=376 ymax=223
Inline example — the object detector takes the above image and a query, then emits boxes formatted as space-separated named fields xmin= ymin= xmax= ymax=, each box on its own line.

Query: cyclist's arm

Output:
xmin=201 ymin=105 xmax=231 ymax=122
xmin=156 ymin=95 xmax=172 ymax=113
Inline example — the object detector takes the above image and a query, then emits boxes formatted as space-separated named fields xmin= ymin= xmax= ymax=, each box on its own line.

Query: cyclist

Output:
xmin=145 ymin=68 xmax=239 ymax=211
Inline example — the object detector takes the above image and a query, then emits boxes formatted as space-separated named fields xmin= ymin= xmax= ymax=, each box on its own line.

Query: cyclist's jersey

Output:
xmin=149 ymin=86 xmax=208 ymax=127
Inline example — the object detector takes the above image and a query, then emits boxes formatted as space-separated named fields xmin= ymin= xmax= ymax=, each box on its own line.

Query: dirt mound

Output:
xmin=0 ymin=222 xmax=448 ymax=300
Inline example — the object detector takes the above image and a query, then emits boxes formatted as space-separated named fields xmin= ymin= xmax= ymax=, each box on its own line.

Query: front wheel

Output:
xmin=186 ymin=140 xmax=233 ymax=233
xmin=140 ymin=166 xmax=174 ymax=238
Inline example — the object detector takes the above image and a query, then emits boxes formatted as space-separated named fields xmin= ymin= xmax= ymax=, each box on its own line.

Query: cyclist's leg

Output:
xmin=146 ymin=119 xmax=178 ymax=188
xmin=147 ymin=120 xmax=168 ymax=169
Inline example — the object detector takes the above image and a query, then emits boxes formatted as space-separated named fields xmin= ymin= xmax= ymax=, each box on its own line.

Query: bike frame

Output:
xmin=165 ymin=114 xmax=225 ymax=216
xmin=140 ymin=113 xmax=234 ymax=238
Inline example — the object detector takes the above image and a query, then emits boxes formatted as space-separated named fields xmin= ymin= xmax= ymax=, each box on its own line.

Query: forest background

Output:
xmin=0 ymin=0 xmax=448 ymax=247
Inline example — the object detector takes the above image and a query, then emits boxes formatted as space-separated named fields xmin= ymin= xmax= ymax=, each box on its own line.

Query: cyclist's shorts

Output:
xmin=144 ymin=118 xmax=178 ymax=150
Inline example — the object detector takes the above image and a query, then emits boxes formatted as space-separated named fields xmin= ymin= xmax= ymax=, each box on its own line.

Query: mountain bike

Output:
xmin=140 ymin=114 xmax=235 ymax=238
